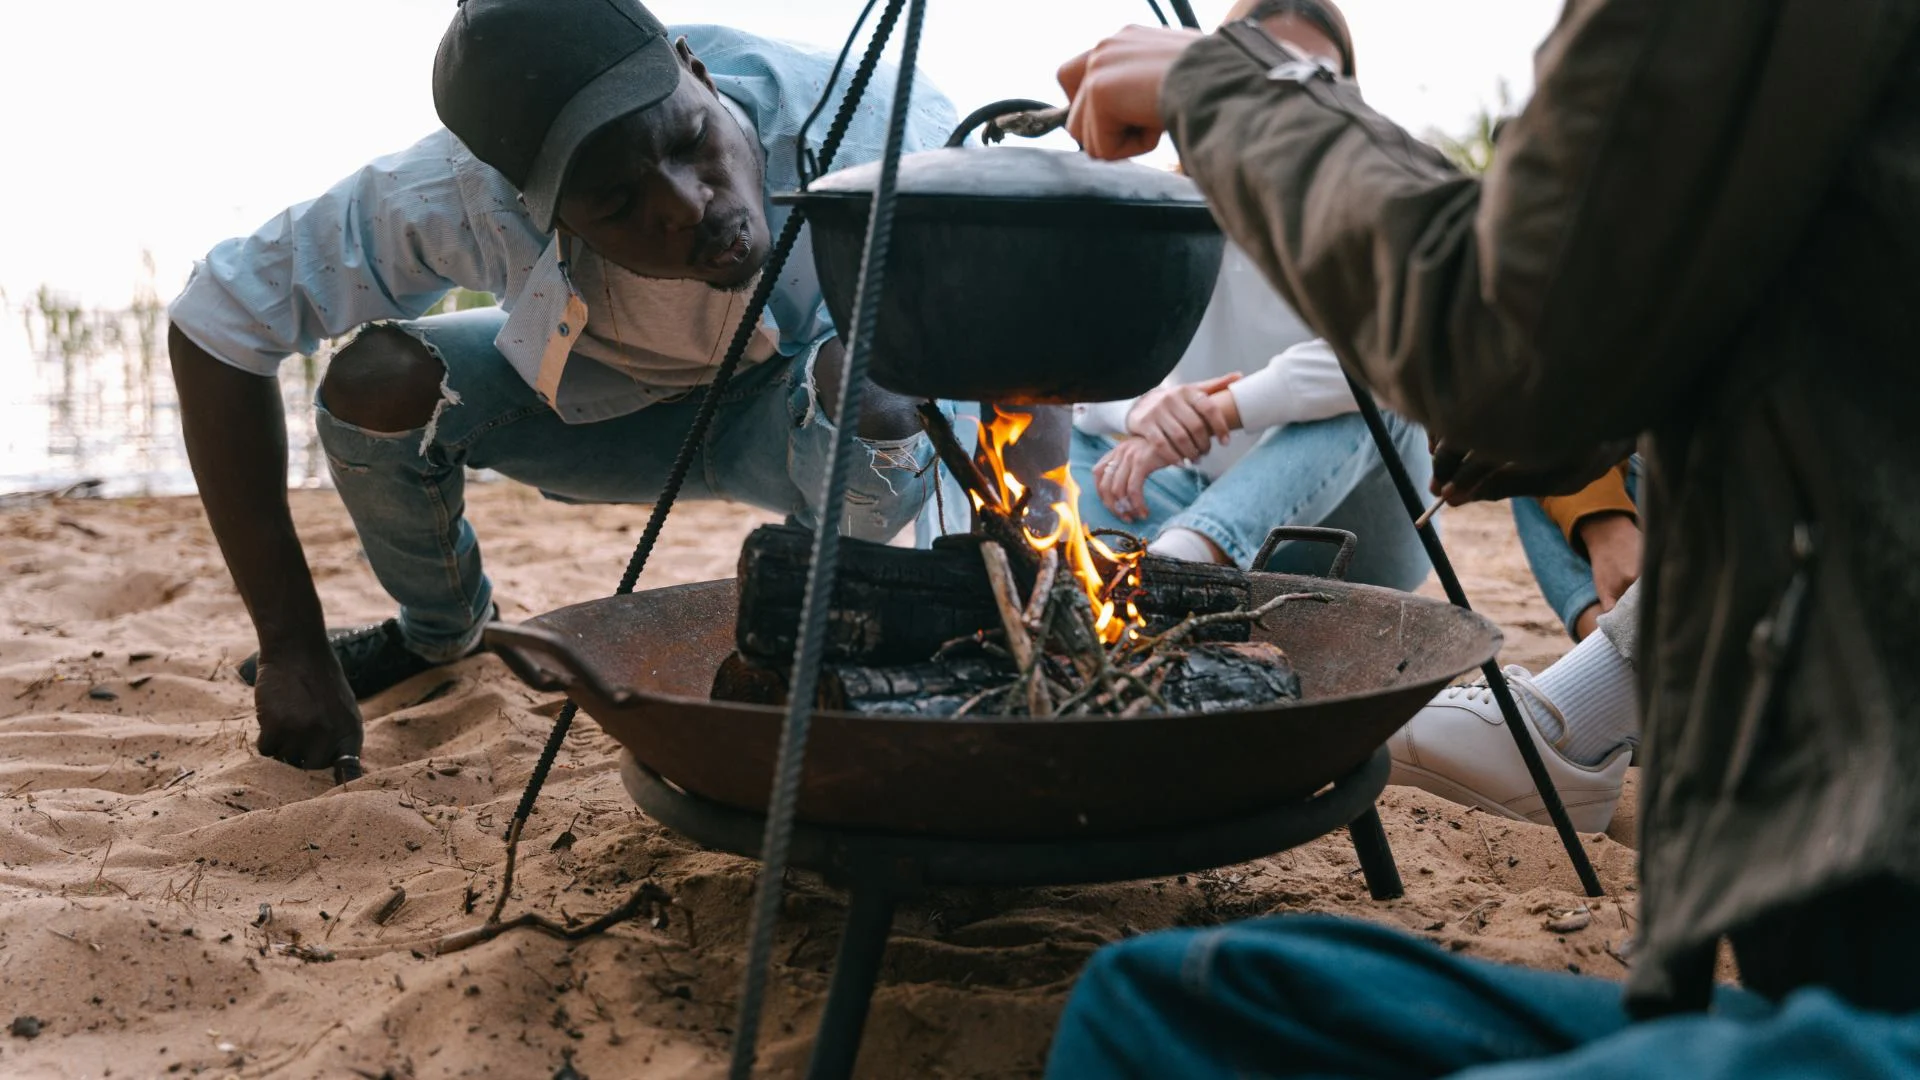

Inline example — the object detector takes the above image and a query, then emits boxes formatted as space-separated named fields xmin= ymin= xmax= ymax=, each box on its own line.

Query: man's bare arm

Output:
xmin=169 ymin=323 xmax=361 ymax=773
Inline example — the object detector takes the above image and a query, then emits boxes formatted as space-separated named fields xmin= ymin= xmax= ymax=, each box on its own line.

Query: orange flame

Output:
xmin=975 ymin=407 xmax=1145 ymax=645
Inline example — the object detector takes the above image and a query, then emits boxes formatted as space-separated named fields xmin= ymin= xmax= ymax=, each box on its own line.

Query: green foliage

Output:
xmin=1425 ymin=80 xmax=1512 ymax=178
xmin=426 ymin=287 xmax=497 ymax=315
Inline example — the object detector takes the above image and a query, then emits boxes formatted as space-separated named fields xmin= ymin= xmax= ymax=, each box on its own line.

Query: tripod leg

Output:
xmin=1341 ymin=373 xmax=1605 ymax=898
xmin=1348 ymin=806 xmax=1405 ymax=900
xmin=806 ymin=884 xmax=898 ymax=1080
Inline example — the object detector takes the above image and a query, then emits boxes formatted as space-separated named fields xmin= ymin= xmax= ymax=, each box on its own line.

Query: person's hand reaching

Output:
xmin=1428 ymin=440 xmax=1634 ymax=505
xmin=1126 ymin=373 xmax=1242 ymax=463
xmin=1057 ymin=26 xmax=1201 ymax=160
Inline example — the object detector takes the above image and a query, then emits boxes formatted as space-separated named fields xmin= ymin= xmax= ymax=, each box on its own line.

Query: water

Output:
xmin=0 ymin=285 xmax=333 ymax=499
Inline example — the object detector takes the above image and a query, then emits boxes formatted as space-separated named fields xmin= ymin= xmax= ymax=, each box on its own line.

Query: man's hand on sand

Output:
xmin=1057 ymin=26 xmax=1200 ymax=160
xmin=253 ymin=649 xmax=365 ymax=783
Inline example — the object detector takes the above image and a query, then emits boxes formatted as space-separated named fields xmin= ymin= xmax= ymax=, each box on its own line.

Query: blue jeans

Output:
xmin=1067 ymin=412 xmax=1432 ymax=590
xmin=1511 ymin=460 xmax=1641 ymax=639
xmin=314 ymin=308 xmax=937 ymax=661
xmin=1046 ymin=915 xmax=1920 ymax=1079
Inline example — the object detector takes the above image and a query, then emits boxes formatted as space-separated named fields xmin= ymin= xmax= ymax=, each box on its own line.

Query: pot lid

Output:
xmin=800 ymin=145 xmax=1208 ymax=205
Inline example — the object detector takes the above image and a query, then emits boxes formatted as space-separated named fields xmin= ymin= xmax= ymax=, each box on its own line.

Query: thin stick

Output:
xmin=1024 ymin=549 xmax=1061 ymax=632
xmin=1413 ymin=501 xmax=1445 ymax=530
xmin=980 ymin=543 xmax=1035 ymax=670
xmin=954 ymin=682 xmax=1013 ymax=717
xmin=329 ymin=880 xmax=676 ymax=960
xmin=487 ymin=817 xmax=523 ymax=926
xmin=428 ymin=882 xmax=672 ymax=956
xmin=1125 ymin=591 xmax=1334 ymax=660
xmin=916 ymin=402 xmax=1001 ymax=510
xmin=1026 ymin=669 xmax=1056 ymax=718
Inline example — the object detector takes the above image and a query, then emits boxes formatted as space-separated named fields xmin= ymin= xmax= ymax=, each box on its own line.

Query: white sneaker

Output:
xmin=1388 ymin=667 xmax=1630 ymax=834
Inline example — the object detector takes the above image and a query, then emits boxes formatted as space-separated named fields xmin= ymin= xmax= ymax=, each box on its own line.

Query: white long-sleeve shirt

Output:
xmin=1074 ymin=244 xmax=1356 ymax=479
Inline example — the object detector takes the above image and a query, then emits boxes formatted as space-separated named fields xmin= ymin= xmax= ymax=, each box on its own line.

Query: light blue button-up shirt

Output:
xmin=168 ymin=25 xmax=956 ymax=424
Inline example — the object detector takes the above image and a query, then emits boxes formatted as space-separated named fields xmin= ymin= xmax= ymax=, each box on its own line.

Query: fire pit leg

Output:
xmin=1347 ymin=808 xmax=1404 ymax=901
xmin=806 ymin=883 xmax=899 ymax=1080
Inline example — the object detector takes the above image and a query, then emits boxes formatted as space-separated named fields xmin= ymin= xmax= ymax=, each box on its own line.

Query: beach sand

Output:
xmin=0 ymin=485 xmax=1640 ymax=1078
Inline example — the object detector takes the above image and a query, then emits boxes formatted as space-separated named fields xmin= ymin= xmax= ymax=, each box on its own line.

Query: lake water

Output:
xmin=0 ymin=290 xmax=333 ymax=499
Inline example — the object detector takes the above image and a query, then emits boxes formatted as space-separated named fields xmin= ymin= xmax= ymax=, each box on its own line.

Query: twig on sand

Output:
xmin=326 ymin=813 xmax=676 ymax=960
xmin=420 ymin=880 xmax=673 ymax=957
xmin=486 ymin=817 xmax=525 ymax=926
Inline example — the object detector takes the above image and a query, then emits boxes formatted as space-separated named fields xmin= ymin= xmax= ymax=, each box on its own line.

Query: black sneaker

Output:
xmin=237 ymin=613 xmax=490 ymax=701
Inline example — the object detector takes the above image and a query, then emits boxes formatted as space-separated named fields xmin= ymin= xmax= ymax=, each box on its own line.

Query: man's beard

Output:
xmin=628 ymin=269 xmax=758 ymax=294
xmin=707 ymin=272 xmax=758 ymax=295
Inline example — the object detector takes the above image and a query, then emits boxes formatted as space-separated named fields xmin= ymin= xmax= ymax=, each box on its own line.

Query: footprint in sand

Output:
xmin=24 ymin=569 xmax=193 ymax=623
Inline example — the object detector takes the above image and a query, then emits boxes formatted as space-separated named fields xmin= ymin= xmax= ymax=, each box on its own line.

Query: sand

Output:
xmin=0 ymin=484 xmax=1642 ymax=1079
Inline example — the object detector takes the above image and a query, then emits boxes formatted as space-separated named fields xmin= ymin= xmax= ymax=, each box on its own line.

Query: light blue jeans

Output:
xmin=314 ymin=308 xmax=938 ymax=662
xmin=1511 ymin=459 xmax=1641 ymax=640
xmin=1045 ymin=915 xmax=1920 ymax=1078
xmin=1067 ymin=412 xmax=1433 ymax=590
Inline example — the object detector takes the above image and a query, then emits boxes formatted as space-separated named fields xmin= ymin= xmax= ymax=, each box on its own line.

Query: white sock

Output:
xmin=1148 ymin=527 xmax=1224 ymax=565
xmin=1523 ymin=629 xmax=1640 ymax=766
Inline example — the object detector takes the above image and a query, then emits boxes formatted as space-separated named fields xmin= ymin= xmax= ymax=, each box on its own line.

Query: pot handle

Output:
xmin=945 ymin=98 xmax=1065 ymax=148
xmin=1253 ymin=527 xmax=1359 ymax=582
xmin=483 ymin=622 xmax=637 ymax=706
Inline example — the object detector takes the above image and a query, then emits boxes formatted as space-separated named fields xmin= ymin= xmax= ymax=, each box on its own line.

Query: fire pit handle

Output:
xmin=1253 ymin=527 xmax=1359 ymax=581
xmin=482 ymin=622 xmax=638 ymax=706
xmin=943 ymin=97 xmax=1065 ymax=147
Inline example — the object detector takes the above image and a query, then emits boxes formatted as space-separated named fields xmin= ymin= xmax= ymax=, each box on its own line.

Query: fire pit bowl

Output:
xmin=776 ymin=146 xmax=1225 ymax=404
xmin=487 ymin=571 xmax=1499 ymax=841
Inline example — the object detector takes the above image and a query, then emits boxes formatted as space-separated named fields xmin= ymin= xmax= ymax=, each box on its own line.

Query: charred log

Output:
xmin=735 ymin=525 xmax=1007 ymax=666
xmin=711 ymin=641 xmax=1298 ymax=718
xmin=1156 ymin=642 xmax=1301 ymax=714
xmin=711 ymin=650 xmax=1022 ymax=717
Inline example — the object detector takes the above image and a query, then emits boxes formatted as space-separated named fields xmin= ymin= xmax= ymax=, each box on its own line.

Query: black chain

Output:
xmin=507 ymin=0 xmax=914 ymax=835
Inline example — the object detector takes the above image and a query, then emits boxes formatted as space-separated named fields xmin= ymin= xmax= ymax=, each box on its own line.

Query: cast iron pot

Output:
xmin=775 ymin=145 xmax=1225 ymax=404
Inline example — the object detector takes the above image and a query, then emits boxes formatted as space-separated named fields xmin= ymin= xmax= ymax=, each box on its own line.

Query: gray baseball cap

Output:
xmin=433 ymin=0 xmax=681 ymax=231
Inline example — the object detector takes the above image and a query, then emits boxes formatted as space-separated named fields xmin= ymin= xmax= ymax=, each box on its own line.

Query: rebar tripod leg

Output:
xmin=806 ymin=884 xmax=898 ymax=1080
xmin=1348 ymin=806 xmax=1404 ymax=900
xmin=1339 ymin=372 xmax=1604 ymax=898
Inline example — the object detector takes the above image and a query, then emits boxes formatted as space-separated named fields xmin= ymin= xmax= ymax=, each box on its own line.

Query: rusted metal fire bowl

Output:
xmin=485 ymin=573 xmax=1499 ymax=841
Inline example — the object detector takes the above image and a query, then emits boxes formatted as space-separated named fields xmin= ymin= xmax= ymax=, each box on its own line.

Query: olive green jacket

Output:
xmin=1164 ymin=1 xmax=1920 ymax=1013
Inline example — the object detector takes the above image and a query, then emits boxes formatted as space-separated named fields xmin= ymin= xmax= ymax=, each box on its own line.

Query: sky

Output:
xmin=0 ymin=0 xmax=1560 ymax=310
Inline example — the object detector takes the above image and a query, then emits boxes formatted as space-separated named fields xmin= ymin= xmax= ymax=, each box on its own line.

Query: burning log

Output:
xmin=735 ymin=524 xmax=1254 ymax=668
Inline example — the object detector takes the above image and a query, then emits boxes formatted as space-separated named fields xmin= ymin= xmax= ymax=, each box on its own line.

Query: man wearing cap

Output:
xmin=166 ymin=0 xmax=956 ymax=780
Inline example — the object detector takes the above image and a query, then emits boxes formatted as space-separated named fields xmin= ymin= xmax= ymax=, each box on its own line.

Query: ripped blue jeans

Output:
xmin=314 ymin=307 xmax=939 ymax=662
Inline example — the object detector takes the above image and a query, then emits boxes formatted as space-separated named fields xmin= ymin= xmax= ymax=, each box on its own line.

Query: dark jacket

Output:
xmin=1163 ymin=0 xmax=1920 ymax=1015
